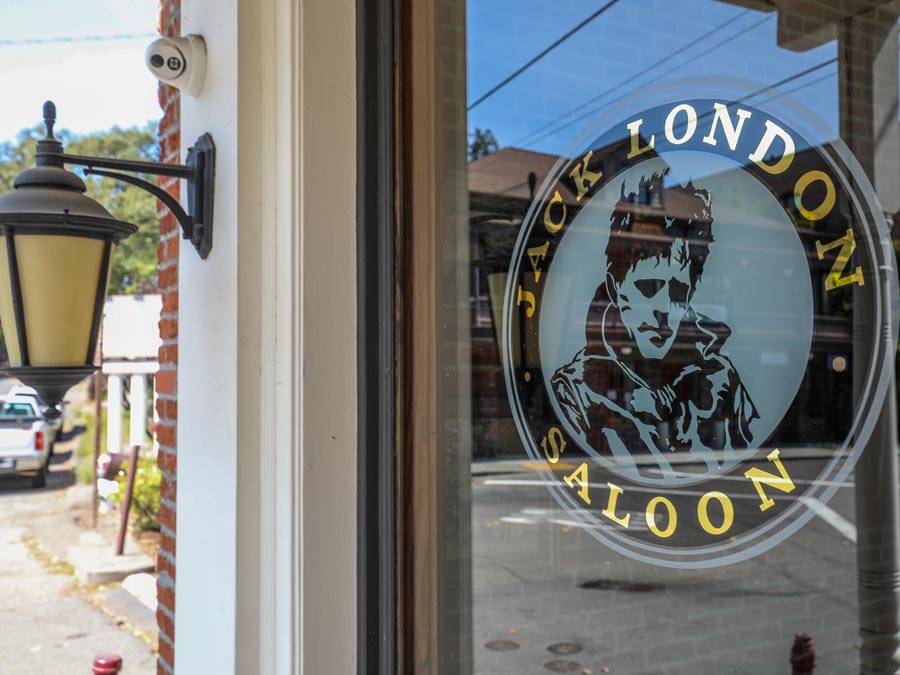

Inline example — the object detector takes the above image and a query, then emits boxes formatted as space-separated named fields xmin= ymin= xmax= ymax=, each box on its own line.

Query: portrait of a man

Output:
xmin=550 ymin=172 xmax=758 ymax=478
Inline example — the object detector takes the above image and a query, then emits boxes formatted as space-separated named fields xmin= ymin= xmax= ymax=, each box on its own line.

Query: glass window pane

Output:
xmin=402 ymin=2 xmax=900 ymax=672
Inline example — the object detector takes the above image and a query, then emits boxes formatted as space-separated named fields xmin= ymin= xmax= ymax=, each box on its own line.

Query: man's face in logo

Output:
xmin=609 ymin=241 xmax=692 ymax=359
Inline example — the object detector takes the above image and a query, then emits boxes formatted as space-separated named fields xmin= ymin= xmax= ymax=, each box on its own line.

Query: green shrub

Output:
xmin=74 ymin=408 xmax=98 ymax=485
xmin=110 ymin=453 xmax=161 ymax=532
xmin=74 ymin=401 xmax=133 ymax=485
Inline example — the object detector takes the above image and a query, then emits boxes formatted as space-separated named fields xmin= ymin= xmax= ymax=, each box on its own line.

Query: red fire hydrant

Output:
xmin=790 ymin=633 xmax=816 ymax=674
xmin=93 ymin=654 xmax=122 ymax=675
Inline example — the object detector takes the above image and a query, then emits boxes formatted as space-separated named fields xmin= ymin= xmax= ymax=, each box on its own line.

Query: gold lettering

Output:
xmin=744 ymin=448 xmax=796 ymax=512
xmin=627 ymin=118 xmax=654 ymax=159
xmin=701 ymin=103 xmax=752 ymax=151
xmin=664 ymin=103 xmax=698 ymax=145
xmin=516 ymin=286 xmax=536 ymax=318
xmin=748 ymin=120 xmax=795 ymax=174
xmin=601 ymin=483 xmax=631 ymax=527
xmin=543 ymin=191 xmax=566 ymax=233
xmin=526 ymin=241 xmax=550 ymax=283
xmin=697 ymin=491 xmax=734 ymax=535
xmin=568 ymin=151 xmax=603 ymax=202
xmin=794 ymin=170 xmax=836 ymax=221
xmin=816 ymin=229 xmax=865 ymax=291
xmin=563 ymin=462 xmax=591 ymax=505
xmin=645 ymin=496 xmax=677 ymax=538
xmin=540 ymin=427 xmax=566 ymax=464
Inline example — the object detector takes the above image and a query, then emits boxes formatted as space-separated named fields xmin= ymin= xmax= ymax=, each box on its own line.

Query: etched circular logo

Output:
xmin=502 ymin=87 xmax=898 ymax=567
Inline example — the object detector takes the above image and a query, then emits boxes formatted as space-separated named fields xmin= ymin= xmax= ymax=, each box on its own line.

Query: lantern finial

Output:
xmin=42 ymin=101 xmax=56 ymax=140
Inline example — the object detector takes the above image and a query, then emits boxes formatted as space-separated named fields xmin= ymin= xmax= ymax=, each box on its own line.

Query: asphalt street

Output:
xmin=472 ymin=454 xmax=863 ymax=674
xmin=0 ymin=440 xmax=156 ymax=674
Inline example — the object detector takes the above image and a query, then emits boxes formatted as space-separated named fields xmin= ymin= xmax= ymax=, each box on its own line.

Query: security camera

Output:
xmin=145 ymin=34 xmax=206 ymax=97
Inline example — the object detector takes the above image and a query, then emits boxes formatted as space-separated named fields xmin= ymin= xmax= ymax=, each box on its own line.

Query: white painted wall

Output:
xmin=177 ymin=0 xmax=357 ymax=672
xmin=176 ymin=1 xmax=238 ymax=672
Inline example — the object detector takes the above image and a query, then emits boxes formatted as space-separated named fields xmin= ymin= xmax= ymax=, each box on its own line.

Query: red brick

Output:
xmin=156 ymin=424 xmax=176 ymax=447
xmin=157 ymin=266 xmax=178 ymax=290
xmin=157 ymin=553 xmax=176 ymax=580
xmin=158 ymin=584 xmax=175 ymax=612
xmin=157 ymin=448 xmax=176 ymax=474
xmin=157 ymin=85 xmax=180 ymax=110
xmin=157 ymin=607 xmax=174 ymax=638
xmin=167 ymin=236 xmax=180 ymax=259
xmin=156 ymin=4 xmax=179 ymax=669
xmin=158 ymin=502 xmax=176 ymax=531
xmin=160 ymin=531 xmax=175 ymax=555
xmin=155 ymin=368 xmax=176 ymax=395
xmin=158 ymin=343 xmax=178 ymax=365
xmin=161 ymin=476 xmax=176 ymax=503
xmin=161 ymin=108 xmax=178 ymax=138
xmin=157 ymin=175 xmax=179 ymax=196
xmin=158 ymin=638 xmax=174 ymax=671
xmin=158 ymin=398 xmax=178 ymax=421
xmin=158 ymin=211 xmax=179 ymax=237
xmin=158 ymin=318 xmax=178 ymax=341
xmin=159 ymin=478 xmax=178 ymax=500
xmin=162 ymin=290 xmax=179 ymax=314
xmin=158 ymin=135 xmax=172 ymax=162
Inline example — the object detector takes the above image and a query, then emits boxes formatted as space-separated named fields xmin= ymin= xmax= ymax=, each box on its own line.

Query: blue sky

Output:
xmin=0 ymin=0 xmax=878 ymax=154
xmin=0 ymin=1 xmax=160 ymax=142
xmin=468 ymin=0 xmax=840 ymax=156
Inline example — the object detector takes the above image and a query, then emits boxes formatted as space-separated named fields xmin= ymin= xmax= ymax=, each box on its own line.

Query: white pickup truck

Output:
xmin=0 ymin=395 xmax=57 ymax=488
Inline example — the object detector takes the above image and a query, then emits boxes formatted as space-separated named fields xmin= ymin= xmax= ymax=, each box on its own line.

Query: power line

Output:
xmin=468 ymin=0 xmax=621 ymax=112
xmin=509 ymin=9 xmax=757 ymax=148
xmin=751 ymin=41 xmax=900 ymax=109
xmin=518 ymin=12 xmax=775 ymax=148
xmin=0 ymin=33 xmax=156 ymax=47
xmin=753 ymin=71 xmax=836 ymax=107
xmin=569 ymin=56 xmax=839 ymax=157
xmin=747 ymin=58 xmax=837 ymax=101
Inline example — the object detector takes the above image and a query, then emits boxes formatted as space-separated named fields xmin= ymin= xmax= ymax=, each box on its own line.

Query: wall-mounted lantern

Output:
xmin=0 ymin=101 xmax=215 ymax=410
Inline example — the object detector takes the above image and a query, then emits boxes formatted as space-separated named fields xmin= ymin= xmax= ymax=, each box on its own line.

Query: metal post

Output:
xmin=838 ymin=9 xmax=900 ymax=674
xmin=91 ymin=372 xmax=103 ymax=529
xmin=115 ymin=444 xmax=139 ymax=556
xmin=92 ymin=654 xmax=122 ymax=675
xmin=791 ymin=633 xmax=817 ymax=675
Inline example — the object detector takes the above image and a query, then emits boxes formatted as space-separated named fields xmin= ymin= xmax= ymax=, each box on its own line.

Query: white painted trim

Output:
xmin=106 ymin=374 xmax=123 ymax=456
xmin=101 ymin=361 xmax=159 ymax=375
xmin=177 ymin=1 xmax=239 ymax=672
xmin=128 ymin=374 xmax=148 ymax=448
xmin=297 ymin=0 xmax=358 ymax=672
xmin=178 ymin=0 xmax=356 ymax=672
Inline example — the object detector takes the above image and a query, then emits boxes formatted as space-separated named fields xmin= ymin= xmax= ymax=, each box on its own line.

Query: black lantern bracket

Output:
xmin=36 ymin=101 xmax=216 ymax=259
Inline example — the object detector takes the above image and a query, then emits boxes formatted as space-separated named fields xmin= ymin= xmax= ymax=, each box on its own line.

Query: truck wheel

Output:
xmin=30 ymin=461 xmax=47 ymax=489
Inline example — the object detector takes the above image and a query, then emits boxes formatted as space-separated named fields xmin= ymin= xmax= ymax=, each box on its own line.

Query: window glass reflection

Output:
xmin=460 ymin=1 xmax=900 ymax=673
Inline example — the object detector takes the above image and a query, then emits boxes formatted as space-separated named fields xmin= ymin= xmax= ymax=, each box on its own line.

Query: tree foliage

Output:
xmin=468 ymin=127 xmax=499 ymax=162
xmin=0 ymin=124 xmax=160 ymax=294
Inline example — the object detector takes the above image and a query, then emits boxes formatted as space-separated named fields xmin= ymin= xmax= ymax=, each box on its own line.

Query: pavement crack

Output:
xmin=483 ymin=555 xmax=529 ymax=582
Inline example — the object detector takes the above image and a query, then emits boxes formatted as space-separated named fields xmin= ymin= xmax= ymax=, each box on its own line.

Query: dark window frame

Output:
xmin=357 ymin=0 xmax=397 ymax=672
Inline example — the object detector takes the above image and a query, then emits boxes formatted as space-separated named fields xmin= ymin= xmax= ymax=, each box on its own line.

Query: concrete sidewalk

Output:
xmin=0 ymin=444 xmax=157 ymax=674
xmin=471 ymin=445 xmax=850 ymax=477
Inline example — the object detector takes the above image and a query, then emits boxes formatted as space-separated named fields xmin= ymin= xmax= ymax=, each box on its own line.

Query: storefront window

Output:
xmin=397 ymin=2 xmax=900 ymax=672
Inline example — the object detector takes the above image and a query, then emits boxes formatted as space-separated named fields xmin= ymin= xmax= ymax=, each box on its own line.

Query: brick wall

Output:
xmin=156 ymin=0 xmax=180 ymax=672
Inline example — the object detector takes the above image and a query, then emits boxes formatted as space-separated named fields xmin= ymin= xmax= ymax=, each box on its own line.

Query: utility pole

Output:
xmin=838 ymin=8 xmax=900 ymax=674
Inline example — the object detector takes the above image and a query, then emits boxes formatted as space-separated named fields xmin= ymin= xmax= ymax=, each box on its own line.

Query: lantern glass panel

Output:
xmin=16 ymin=235 xmax=110 ymax=366
xmin=0 ymin=238 xmax=21 ymax=365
